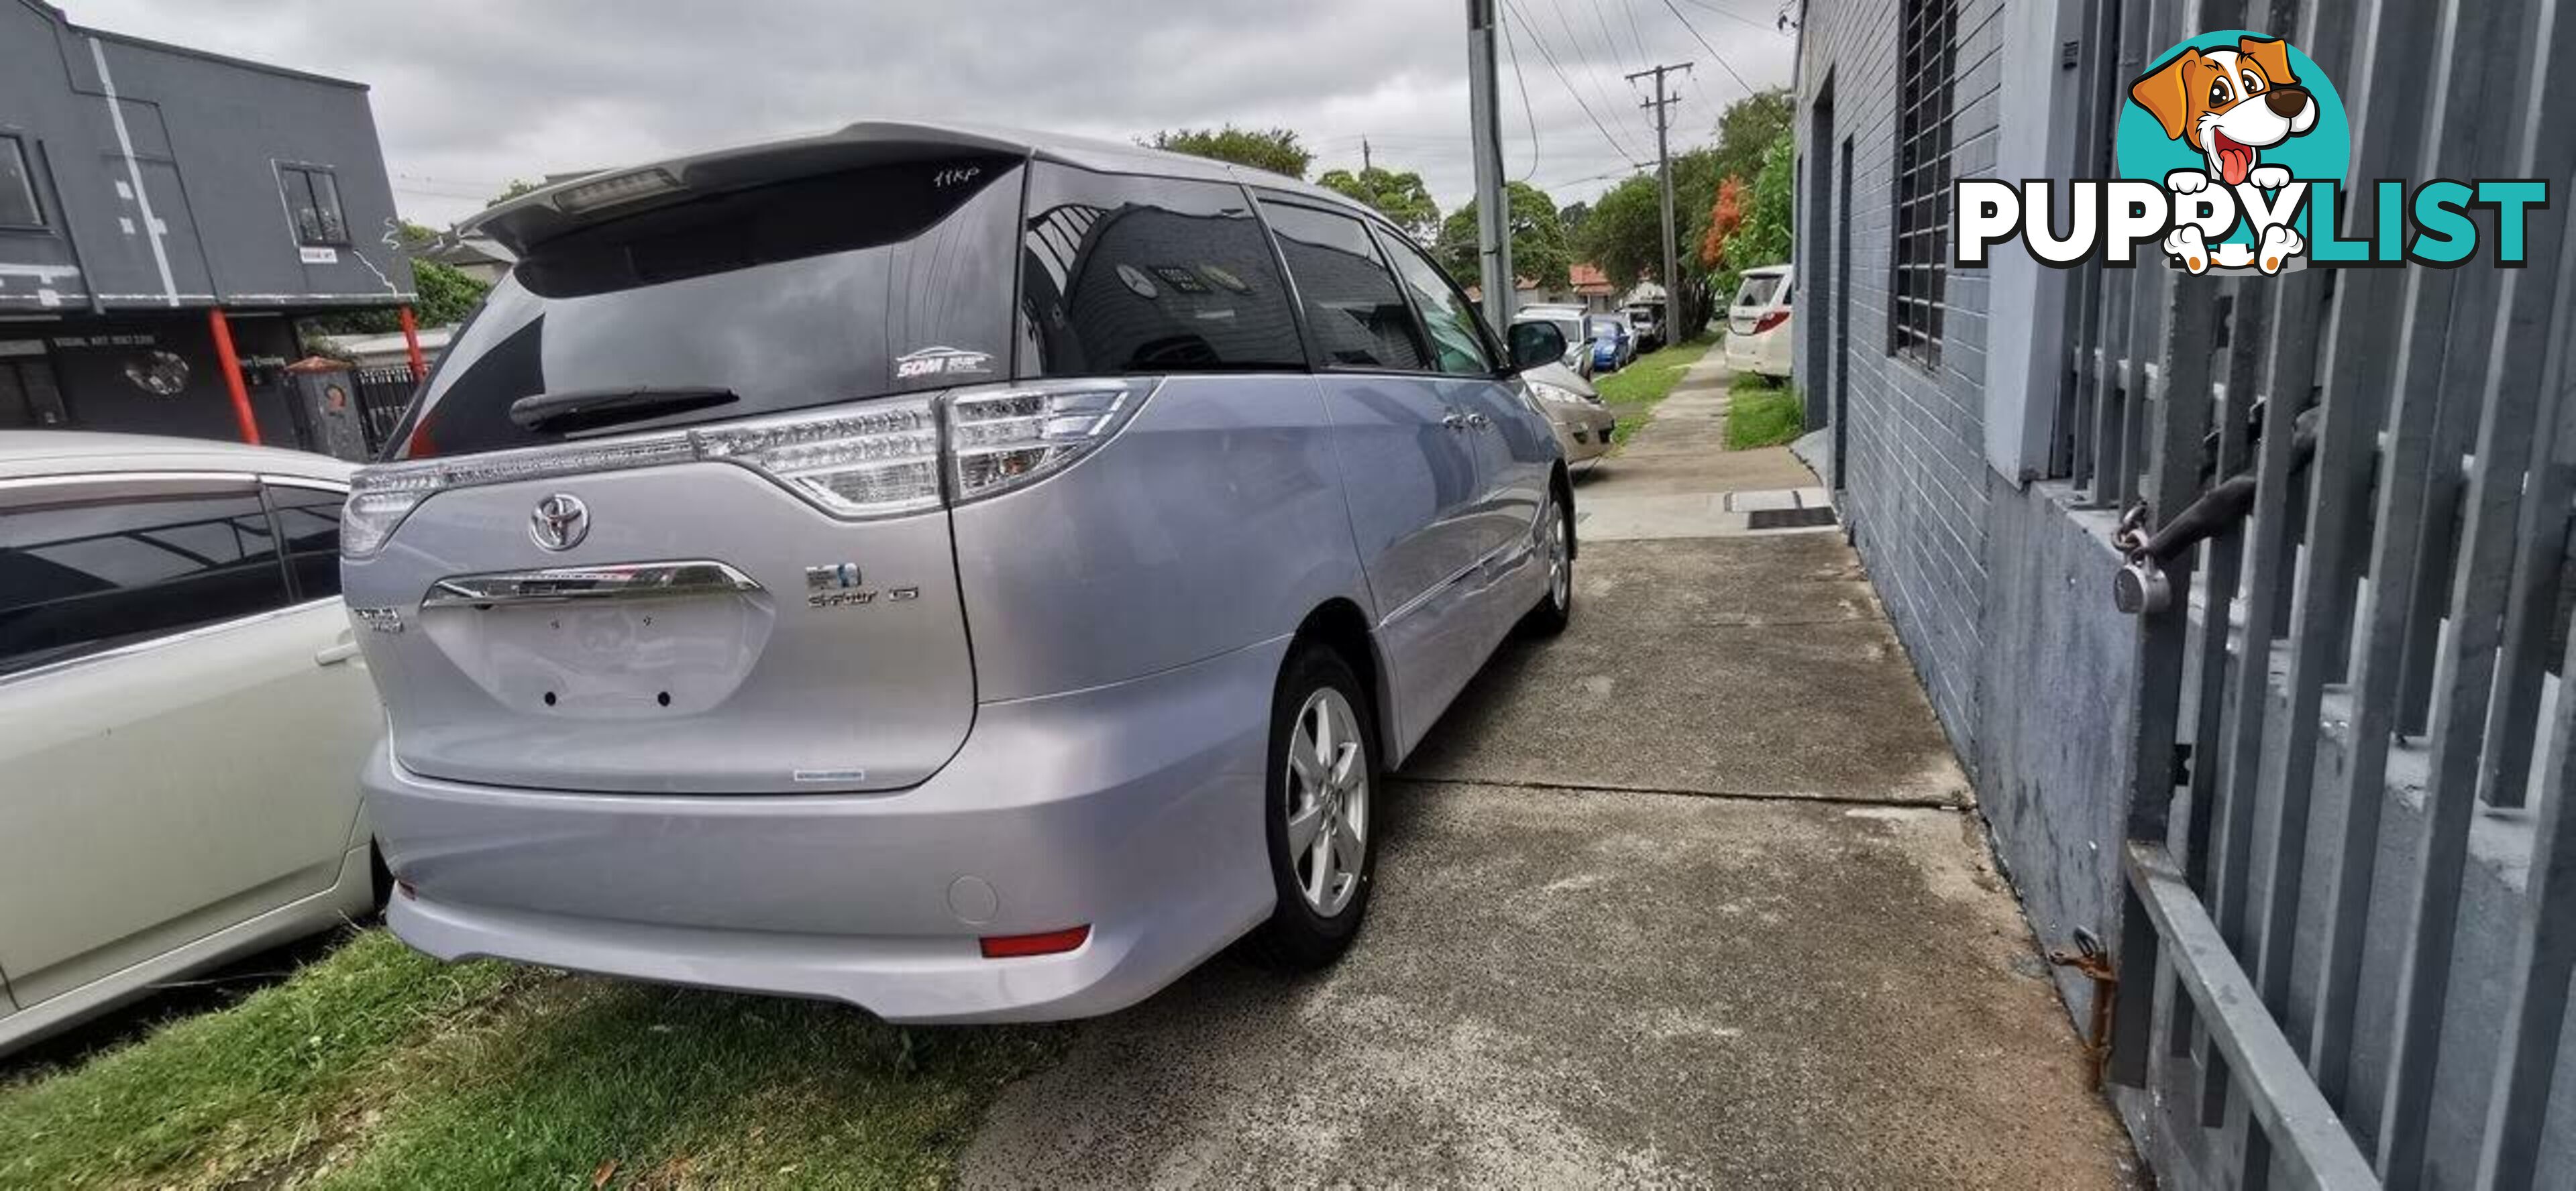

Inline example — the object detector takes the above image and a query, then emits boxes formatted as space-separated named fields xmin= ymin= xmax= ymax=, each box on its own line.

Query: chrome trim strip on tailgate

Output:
xmin=422 ymin=561 xmax=762 ymax=608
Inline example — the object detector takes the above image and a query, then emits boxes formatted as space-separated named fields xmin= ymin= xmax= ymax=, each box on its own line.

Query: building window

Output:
xmin=0 ymin=136 xmax=43 ymax=229
xmin=279 ymin=164 xmax=348 ymax=246
xmin=1889 ymin=0 xmax=1957 ymax=367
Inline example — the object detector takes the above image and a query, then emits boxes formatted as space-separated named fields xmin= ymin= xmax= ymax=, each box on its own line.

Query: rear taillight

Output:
xmin=342 ymin=379 xmax=1156 ymax=557
xmin=947 ymin=381 xmax=1140 ymax=504
xmin=695 ymin=400 xmax=943 ymax=518
xmin=1753 ymin=310 xmax=1790 ymax=335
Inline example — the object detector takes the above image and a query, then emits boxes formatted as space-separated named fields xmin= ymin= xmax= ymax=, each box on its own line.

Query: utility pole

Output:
xmin=1466 ymin=0 xmax=1513 ymax=332
xmin=1362 ymin=136 xmax=1373 ymax=172
xmin=1627 ymin=62 xmax=1691 ymax=340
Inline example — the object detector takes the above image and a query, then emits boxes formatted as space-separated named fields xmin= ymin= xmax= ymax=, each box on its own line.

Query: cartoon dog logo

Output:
xmin=2129 ymin=36 xmax=2319 ymax=274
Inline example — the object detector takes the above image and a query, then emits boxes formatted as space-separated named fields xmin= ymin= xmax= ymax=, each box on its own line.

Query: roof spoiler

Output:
xmin=461 ymin=121 xmax=1033 ymax=255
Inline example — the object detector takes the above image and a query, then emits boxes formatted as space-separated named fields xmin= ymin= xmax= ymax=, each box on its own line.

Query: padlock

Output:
xmin=2114 ymin=557 xmax=2171 ymax=614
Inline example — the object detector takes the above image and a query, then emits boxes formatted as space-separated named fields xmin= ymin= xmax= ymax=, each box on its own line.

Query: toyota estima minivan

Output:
xmin=343 ymin=122 xmax=1579 ymax=1022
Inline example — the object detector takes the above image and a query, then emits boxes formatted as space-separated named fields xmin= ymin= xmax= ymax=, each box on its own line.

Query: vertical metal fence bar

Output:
xmin=2375 ymin=153 xmax=2570 ymax=1191
xmin=2292 ymin=0 xmax=2460 ymax=1112
xmin=2061 ymin=0 xmax=2120 ymax=489
xmin=2377 ymin=0 xmax=2575 ymax=1170
xmin=2110 ymin=48 xmax=2218 ymax=1100
xmin=2393 ymin=473 xmax=2463 ymax=740
xmin=2467 ymin=0 xmax=2575 ymax=814
xmin=2477 ymin=220 xmax=2576 ymax=1190
xmin=2178 ymin=282 xmax=2270 ymax=1104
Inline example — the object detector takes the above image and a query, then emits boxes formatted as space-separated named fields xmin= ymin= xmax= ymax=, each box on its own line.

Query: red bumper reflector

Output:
xmin=979 ymin=925 xmax=1090 ymax=959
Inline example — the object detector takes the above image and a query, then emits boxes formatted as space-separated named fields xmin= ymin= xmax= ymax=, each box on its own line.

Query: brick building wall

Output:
xmin=1794 ymin=0 xmax=2003 ymax=760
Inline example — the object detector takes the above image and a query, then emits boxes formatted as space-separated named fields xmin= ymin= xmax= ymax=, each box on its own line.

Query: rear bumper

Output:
xmin=368 ymin=637 xmax=1287 ymax=1023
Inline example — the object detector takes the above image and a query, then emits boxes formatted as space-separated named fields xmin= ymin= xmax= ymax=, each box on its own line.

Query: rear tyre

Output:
xmin=1521 ymin=485 xmax=1574 ymax=637
xmin=1250 ymin=644 xmax=1379 ymax=970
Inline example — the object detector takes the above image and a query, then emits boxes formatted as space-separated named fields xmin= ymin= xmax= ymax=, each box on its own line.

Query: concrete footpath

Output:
xmin=959 ymin=353 xmax=2137 ymax=1187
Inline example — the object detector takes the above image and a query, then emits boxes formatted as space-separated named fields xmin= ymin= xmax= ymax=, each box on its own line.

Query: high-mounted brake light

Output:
xmin=342 ymin=380 xmax=1158 ymax=559
xmin=551 ymin=167 xmax=682 ymax=215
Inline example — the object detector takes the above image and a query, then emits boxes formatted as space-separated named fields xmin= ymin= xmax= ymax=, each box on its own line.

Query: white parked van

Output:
xmin=1722 ymin=265 xmax=1794 ymax=380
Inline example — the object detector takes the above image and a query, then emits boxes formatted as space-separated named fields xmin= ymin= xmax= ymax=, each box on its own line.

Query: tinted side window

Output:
xmin=1 ymin=489 xmax=291 ymax=676
xmin=266 ymin=484 xmax=345 ymax=600
xmin=1376 ymin=232 xmax=1495 ymax=376
xmin=1020 ymin=166 xmax=1303 ymax=376
xmin=1261 ymin=203 xmax=1426 ymax=371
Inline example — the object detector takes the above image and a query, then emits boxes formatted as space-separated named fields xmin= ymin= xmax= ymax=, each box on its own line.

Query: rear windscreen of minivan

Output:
xmin=389 ymin=155 xmax=1024 ymax=459
xmin=1733 ymin=274 xmax=1783 ymax=308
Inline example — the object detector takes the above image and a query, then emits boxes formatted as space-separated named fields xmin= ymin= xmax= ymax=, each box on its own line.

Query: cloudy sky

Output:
xmin=65 ymin=0 xmax=1796 ymax=229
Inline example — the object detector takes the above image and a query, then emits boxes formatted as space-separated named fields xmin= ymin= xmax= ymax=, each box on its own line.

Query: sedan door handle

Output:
xmin=315 ymin=640 xmax=362 ymax=667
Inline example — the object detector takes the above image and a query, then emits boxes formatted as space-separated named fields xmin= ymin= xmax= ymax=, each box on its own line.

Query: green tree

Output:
xmin=1316 ymin=166 xmax=1440 ymax=239
xmin=490 ymin=178 xmax=544 ymax=205
xmin=305 ymin=258 xmax=490 ymax=341
xmin=1557 ymin=200 xmax=1591 ymax=238
xmin=1144 ymin=126 xmax=1312 ymax=179
xmin=1576 ymin=87 xmax=1796 ymax=336
xmin=1708 ymin=88 xmax=1794 ymax=187
xmin=1713 ymin=131 xmax=1796 ymax=305
xmin=1436 ymin=181 xmax=1571 ymax=292
xmin=409 ymin=258 xmax=491 ymax=326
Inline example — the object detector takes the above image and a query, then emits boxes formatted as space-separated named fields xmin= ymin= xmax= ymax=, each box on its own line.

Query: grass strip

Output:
xmin=1724 ymin=374 xmax=1805 ymax=451
xmin=0 ymin=930 xmax=1071 ymax=1190
xmin=1595 ymin=333 xmax=1718 ymax=448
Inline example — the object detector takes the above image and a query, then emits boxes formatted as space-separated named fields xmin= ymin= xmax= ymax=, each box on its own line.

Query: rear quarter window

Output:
xmin=1018 ymin=165 xmax=1303 ymax=376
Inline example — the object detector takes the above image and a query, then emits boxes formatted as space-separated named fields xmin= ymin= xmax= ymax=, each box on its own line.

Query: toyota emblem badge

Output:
xmin=529 ymin=493 xmax=590 ymax=551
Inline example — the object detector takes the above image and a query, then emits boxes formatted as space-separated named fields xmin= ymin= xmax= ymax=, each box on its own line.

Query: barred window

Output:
xmin=1889 ymin=0 xmax=1956 ymax=367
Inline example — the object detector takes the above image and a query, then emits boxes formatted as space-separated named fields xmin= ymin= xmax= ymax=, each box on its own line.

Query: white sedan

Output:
xmin=0 ymin=433 xmax=382 ymax=1056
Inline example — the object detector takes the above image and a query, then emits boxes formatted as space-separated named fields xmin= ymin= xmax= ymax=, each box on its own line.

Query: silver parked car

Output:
xmin=1 ymin=433 xmax=382 ymax=1057
xmin=343 ymin=123 xmax=1579 ymax=1023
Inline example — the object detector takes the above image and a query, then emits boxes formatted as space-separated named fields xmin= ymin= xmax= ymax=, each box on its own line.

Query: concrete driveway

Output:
xmin=961 ymin=361 xmax=2137 ymax=1187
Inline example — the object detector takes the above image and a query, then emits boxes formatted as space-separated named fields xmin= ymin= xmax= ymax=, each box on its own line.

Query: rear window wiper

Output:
xmin=507 ymin=386 xmax=739 ymax=436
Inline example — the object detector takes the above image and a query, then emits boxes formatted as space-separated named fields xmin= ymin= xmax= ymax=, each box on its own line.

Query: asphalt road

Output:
xmin=959 ymin=361 xmax=2138 ymax=1187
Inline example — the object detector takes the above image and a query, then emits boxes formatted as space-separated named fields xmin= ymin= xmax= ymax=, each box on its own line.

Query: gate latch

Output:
xmin=2047 ymin=927 xmax=2121 ymax=1090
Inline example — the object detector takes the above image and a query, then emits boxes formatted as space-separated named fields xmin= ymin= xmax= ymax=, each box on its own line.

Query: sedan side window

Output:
xmin=1374 ymin=232 xmax=1496 ymax=376
xmin=265 ymin=484 xmax=347 ymax=600
xmin=1260 ymin=202 xmax=1428 ymax=372
xmin=1 ymin=488 xmax=292 ymax=676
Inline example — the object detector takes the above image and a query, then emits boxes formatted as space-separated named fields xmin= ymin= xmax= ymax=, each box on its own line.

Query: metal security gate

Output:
xmin=351 ymin=363 xmax=419 ymax=455
xmin=2051 ymin=0 xmax=2576 ymax=1186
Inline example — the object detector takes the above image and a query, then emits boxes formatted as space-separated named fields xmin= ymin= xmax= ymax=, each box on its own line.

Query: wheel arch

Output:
xmin=1287 ymin=598 xmax=1395 ymax=760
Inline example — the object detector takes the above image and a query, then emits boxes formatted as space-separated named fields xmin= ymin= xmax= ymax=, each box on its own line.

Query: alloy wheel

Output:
xmin=1283 ymin=687 xmax=1368 ymax=917
xmin=1546 ymin=496 xmax=1570 ymax=612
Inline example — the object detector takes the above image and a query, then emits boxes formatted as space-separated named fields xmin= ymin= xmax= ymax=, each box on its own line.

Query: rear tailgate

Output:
xmin=344 ymin=460 xmax=972 ymax=793
xmin=345 ymin=151 xmax=1024 ymax=795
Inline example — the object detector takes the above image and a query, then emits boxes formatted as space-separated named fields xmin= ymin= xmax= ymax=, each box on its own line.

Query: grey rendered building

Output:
xmin=1795 ymin=0 xmax=2576 ymax=1183
xmin=1 ymin=0 xmax=413 ymax=449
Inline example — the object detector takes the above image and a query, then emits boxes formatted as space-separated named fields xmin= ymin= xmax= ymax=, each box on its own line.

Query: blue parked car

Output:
xmin=1585 ymin=313 xmax=1635 ymax=373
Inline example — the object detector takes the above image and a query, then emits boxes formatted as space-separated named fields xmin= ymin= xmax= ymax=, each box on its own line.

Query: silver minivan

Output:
xmin=343 ymin=122 xmax=1578 ymax=1022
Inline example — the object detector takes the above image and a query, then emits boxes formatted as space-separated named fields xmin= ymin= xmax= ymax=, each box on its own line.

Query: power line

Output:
xmin=1499 ymin=0 xmax=1646 ymax=166
xmin=1537 ymin=0 xmax=1657 ymax=156
xmin=1671 ymin=0 xmax=1782 ymax=33
xmin=1617 ymin=0 xmax=1656 ymax=72
xmin=1499 ymin=15 xmax=1543 ymax=182
xmin=1549 ymin=0 xmax=1655 ymax=156
xmin=1656 ymin=0 xmax=1757 ymax=97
